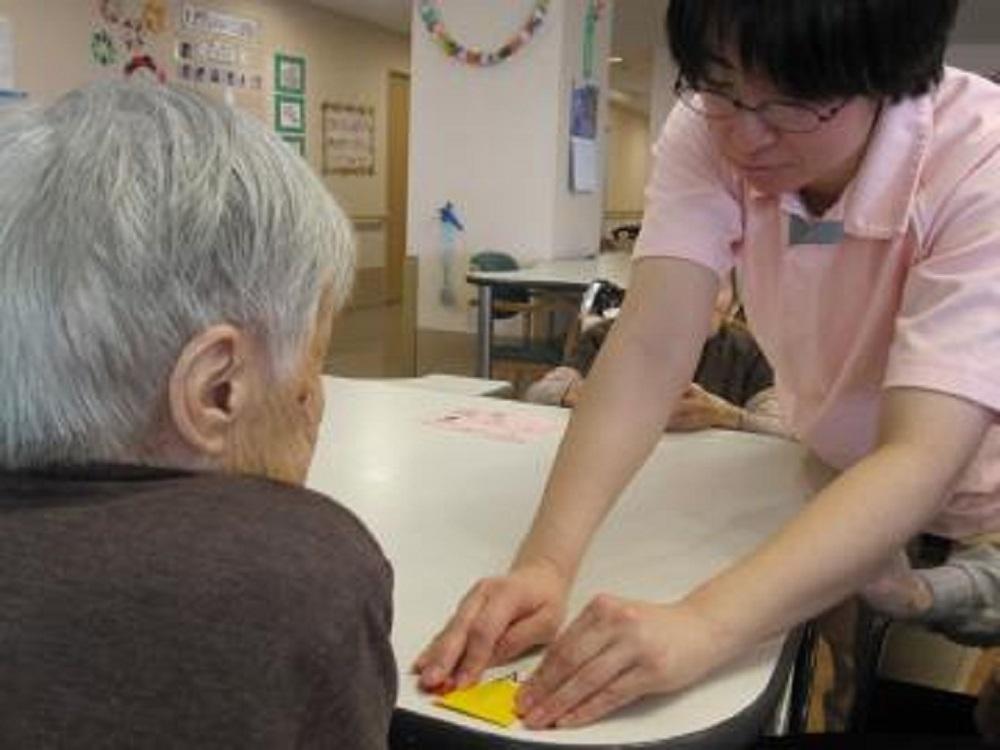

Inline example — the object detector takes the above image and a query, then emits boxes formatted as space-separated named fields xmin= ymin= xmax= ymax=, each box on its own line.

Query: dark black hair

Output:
xmin=667 ymin=0 xmax=960 ymax=102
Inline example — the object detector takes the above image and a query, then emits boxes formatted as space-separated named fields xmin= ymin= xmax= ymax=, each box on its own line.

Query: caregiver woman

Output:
xmin=419 ymin=0 xmax=1000 ymax=730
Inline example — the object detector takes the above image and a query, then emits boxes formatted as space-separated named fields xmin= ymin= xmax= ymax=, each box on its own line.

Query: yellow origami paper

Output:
xmin=435 ymin=676 xmax=520 ymax=728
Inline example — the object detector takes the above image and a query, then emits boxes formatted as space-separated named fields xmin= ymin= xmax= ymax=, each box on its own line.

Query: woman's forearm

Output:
xmin=514 ymin=258 xmax=720 ymax=578
xmin=685 ymin=387 xmax=992 ymax=662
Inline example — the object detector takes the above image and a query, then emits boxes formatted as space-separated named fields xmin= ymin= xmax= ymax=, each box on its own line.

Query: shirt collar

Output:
xmin=842 ymin=93 xmax=932 ymax=239
xmin=0 ymin=463 xmax=194 ymax=484
xmin=748 ymin=91 xmax=933 ymax=240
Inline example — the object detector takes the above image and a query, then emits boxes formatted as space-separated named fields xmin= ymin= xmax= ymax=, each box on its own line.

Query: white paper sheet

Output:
xmin=570 ymin=136 xmax=598 ymax=193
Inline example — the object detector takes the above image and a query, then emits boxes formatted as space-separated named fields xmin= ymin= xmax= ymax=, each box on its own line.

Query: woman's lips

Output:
xmin=739 ymin=162 xmax=784 ymax=174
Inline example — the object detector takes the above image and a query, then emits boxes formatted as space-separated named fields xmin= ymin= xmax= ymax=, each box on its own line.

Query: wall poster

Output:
xmin=322 ymin=102 xmax=375 ymax=176
xmin=175 ymin=4 xmax=265 ymax=116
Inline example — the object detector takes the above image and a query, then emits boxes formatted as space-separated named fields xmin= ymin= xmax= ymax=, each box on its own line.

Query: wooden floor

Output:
xmin=326 ymin=301 xmax=477 ymax=379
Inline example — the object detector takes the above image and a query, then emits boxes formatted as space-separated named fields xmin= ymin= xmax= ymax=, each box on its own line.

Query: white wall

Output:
xmin=0 ymin=0 xmax=408 ymax=268
xmin=605 ymin=102 xmax=649 ymax=213
xmin=648 ymin=38 xmax=676 ymax=147
xmin=408 ymin=0 xmax=611 ymax=333
xmin=549 ymin=0 xmax=612 ymax=260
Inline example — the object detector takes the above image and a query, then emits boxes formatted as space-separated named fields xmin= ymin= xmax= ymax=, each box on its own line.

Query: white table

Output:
xmin=390 ymin=374 xmax=515 ymax=398
xmin=466 ymin=253 xmax=632 ymax=378
xmin=307 ymin=377 xmax=832 ymax=748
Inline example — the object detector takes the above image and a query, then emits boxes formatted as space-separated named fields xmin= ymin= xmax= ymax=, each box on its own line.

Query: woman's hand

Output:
xmin=515 ymin=595 xmax=735 ymax=729
xmin=668 ymin=383 xmax=742 ymax=432
xmin=414 ymin=559 xmax=570 ymax=692
xmin=562 ymin=379 xmax=585 ymax=407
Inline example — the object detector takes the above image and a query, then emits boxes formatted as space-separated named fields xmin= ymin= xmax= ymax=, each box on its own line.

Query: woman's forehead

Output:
xmin=706 ymin=73 xmax=789 ymax=103
xmin=704 ymin=49 xmax=782 ymax=94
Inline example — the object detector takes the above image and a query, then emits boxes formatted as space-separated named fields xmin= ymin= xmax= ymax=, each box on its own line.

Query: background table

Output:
xmin=307 ymin=377 xmax=833 ymax=748
xmin=466 ymin=253 xmax=632 ymax=377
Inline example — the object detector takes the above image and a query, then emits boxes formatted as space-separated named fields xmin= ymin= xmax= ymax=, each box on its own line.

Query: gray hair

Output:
xmin=0 ymin=78 xmax=355 ymax=469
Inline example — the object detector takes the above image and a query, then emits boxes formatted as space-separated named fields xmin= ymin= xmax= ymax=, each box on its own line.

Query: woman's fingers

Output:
xmin=416 ymin=565 xmax=569 ymax=691
xmin=513 ymin=595 xmax=728 ymax=729
xmin=518 ymin=594 xmax=633 ymax=712
xmin=553 ymin=667 xmax=650 ymax=728
xmin=492 ymin=609 xmax=560 ymax=665
xmin=521 ymin=641 xmax=635 ymax=728
xmin=451 ymin=584 xmax=530 ymax=687
xmin=414 ymin=582 xmax=491 ymax=688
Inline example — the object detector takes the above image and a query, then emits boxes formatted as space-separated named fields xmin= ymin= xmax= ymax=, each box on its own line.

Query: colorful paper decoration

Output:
xmin=124 ymin=52 xmax=165 ymax=83
xmin=418 ymin=0 xmax=550 ymax=67
xmin=90 ymin=28 xmax=118 ymax=67
xmin=94 ymin=0 xmax=167 ymax=80
xmin=99 ymin=0 xmax=167 ymax=52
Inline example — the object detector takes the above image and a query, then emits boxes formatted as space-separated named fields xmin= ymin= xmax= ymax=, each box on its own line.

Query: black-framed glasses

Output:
xmin=674 ymin=79 xmax=849 ymax=134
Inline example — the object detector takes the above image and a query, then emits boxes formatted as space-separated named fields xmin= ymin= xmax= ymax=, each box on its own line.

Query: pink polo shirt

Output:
xmin=635 ymin=67 xmax=1000 ymax=539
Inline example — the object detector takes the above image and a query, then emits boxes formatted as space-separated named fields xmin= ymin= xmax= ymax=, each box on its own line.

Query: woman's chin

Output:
xmin=741 ymin=167 xmax=799 ymax=196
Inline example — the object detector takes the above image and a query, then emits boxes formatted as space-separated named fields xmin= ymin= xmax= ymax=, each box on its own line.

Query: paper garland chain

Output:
xmin=419 ymin=0 xmax=551 ymax=67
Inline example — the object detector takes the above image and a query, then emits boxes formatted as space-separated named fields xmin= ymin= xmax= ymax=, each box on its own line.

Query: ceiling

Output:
xmin=306 ymin=0 xmax=669 ymax=113
xmin=608 ymin=0 xmax=669 ymax=111
xmin=306 ymin=0 xmax=411 ymax=35
xmin=305 ymin=0 xmax=671 ymax=50
xmin=305 ymin=0 xmax=999 ymax=112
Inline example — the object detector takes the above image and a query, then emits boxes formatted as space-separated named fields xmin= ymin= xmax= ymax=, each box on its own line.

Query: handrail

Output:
xmin=602 ymin=210 xmax=643 ymax=221
xmin=350 ymin=214 xmax=388 ymax=232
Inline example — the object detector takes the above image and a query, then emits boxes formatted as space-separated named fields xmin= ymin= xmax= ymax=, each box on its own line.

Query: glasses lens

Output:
xmin=678 ymin=87 xmax=736 ymax=119
xmin=762 ymin=103 xmax=821 ymax=133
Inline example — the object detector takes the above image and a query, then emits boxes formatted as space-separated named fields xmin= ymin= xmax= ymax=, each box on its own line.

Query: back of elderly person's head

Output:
xmin=0 ymin=78 xmax=355 ymax=471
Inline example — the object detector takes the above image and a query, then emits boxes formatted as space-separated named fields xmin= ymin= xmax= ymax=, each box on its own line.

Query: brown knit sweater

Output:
xmin=0 ymin=465 xmax=396 ymax=749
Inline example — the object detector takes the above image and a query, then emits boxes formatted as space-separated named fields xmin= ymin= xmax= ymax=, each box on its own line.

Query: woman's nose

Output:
xmin=726 ymin=109 xmax=779 ymax=153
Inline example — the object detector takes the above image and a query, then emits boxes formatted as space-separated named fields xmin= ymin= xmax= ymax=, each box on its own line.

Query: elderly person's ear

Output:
xmin=168 ymin=324 xmax=254 ymax=456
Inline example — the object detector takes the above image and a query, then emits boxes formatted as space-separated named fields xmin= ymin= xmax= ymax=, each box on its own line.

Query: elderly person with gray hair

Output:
xmin=0 ymin=79 xmax=395 ymax=748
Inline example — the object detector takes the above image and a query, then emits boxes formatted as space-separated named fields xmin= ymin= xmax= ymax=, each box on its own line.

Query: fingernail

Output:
xmin=516 ymin=691 xmax=534 ymax=714
xmin=432 ymin=680 xmax=453 ymax=696
xmin=455 ymin=671 xmax=473 ymax=689
xmin=423 ymin=667 xmax=442 ymax=685
xmin=525 ymin=709 xmax=546 ymax=728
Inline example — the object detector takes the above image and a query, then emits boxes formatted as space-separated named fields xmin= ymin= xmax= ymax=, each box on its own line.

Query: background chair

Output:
xmin=468 ymin=250 xmax=578 ymax=394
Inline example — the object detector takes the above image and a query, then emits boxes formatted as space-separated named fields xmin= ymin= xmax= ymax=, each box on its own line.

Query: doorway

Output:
xmin=386 ymin=70 xmax=410 ymax=305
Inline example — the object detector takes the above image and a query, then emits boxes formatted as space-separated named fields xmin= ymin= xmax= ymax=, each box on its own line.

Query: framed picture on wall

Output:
xmin=321 ymin=102 xmax=375 ymax=176
xmin=274 ymin=53 xmax=306 ymax=95
xmin=281 ymin=134 xmax=306 ymax=157
xmin=275 ymin=94 xmax=305 ymax=133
